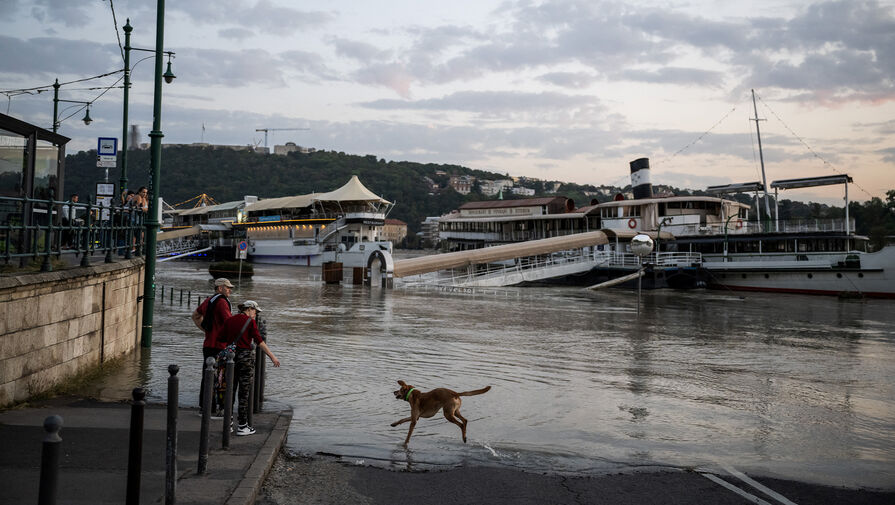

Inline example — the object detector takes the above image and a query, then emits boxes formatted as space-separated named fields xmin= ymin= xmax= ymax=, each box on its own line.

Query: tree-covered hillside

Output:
xmin=63 ymin=146 xmax=894 ymax=247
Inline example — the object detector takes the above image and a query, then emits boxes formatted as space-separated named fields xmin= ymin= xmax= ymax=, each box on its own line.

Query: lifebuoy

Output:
xmin=735 ymin=219 xmax=743 ymax=230
xmin=627 ymin=218 xmax=637 ymax=229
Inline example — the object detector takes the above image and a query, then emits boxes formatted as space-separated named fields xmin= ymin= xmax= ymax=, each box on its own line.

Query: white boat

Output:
xmin=238 ymin=176 xmax=394 ymax=268
xmin=596 ymin=91 xmax=895 ymax=298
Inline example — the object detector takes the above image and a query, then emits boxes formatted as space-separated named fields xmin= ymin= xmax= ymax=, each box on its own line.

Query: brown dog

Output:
xmin=391 ymin=380 xmax=491 ymax=446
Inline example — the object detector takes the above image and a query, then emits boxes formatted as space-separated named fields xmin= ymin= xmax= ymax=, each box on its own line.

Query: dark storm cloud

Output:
xmin=344 ymin=0 xmax=894 ymax=103
xmin=15 ymin=0 xmax=333 ymax=35
xmin=0 ymin=36 xmax=120 ymax=76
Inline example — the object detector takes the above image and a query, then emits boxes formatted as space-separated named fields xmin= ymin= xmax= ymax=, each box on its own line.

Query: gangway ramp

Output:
xmin=157 ymin=225 xmax=201 ymax=241
xmin=393 ymin=229 xmax=671 ymax=287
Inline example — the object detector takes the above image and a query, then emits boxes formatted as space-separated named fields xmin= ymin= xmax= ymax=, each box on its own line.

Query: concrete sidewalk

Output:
xmin=0 ymin=396 xmax=291 ymax=505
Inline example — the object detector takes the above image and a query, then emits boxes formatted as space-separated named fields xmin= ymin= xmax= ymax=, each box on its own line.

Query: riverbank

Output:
xmin=257 ymin=452 xmax=894 ymax=505
xmin=0 ymin=395 xmax=291 ymax=505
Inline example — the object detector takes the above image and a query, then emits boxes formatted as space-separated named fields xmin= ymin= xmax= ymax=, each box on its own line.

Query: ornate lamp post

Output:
xmin=630 ymin=234 xmax=654 ymax=315
xmin=52 ymin=79 xmax=94 ymax=133
xmin=119 ymin=18 xmax=176 ymax=195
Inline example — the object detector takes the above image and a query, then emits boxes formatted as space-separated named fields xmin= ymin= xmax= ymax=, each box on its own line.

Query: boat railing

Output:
xmin=665 ymin=217 xmax=856 ymax=236
xmin=592 ymin=250 xmax=702 ymax=268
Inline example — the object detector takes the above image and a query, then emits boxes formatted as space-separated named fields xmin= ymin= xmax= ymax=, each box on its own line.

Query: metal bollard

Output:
xmin=161 ymin=285 xmax=164 ymax=303
xmin=38 ymin=415 xmax=63 ymax=505
xmin=198 ymin=357 xmax=214 ymax=475
xmin=126 ymin=387 xmax=146 ymax=505
xmin=166 ymin=365 xmax=179 ymax=505
xmin=257 ymin=350 xmax=266 ymax=411
xmin=252 ymin=349 xmax=262 ymax=413
xmin=188 ymin=291 xmax=191 ymax=306
xmin=246 ymin=371 xmax=254 ymax=428
xmin=179 ymin=289 xmax=183 ymax=305
xmin=170 ymin=287 xmax=173 ymax=303
xmin=222 ymin=351 xmax=235 ymax=449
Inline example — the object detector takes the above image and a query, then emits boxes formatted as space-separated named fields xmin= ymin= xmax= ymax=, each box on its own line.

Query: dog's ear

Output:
xmin=397 ymin=380 xmax=406 ymax=387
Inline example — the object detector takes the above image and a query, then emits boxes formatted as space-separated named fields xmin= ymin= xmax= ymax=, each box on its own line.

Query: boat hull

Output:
xmin=703 ymin=246 xmax=895 ymax=298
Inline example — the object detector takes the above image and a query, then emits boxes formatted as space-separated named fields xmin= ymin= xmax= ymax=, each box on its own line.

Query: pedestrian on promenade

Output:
xmin=219 ymin=300 xmax=280 ymax=436
xmin=192 ymin=278 xmax=234 ymax=415
xmin=136 ymin=186 xmax=149 ymax=213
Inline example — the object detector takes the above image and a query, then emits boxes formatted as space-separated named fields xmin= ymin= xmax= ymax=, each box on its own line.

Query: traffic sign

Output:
xmin=96 ymin=154 xmax=117 ymax=168
xmin=237 ymin=241 xmax=248 ymax=251
xmin=97 ymin=137 xmax=118 ymax=156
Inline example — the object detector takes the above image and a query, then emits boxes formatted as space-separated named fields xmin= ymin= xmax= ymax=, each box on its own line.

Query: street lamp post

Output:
xmin=120 ymin=18 xmax=176 ymax=197
xmin=52 ymin=79 xmax=93 ymax=133
xmin=140 ymin=0 xmax=170 ymax=348
xmin=120 ymin=20 xmax=132 ymax=194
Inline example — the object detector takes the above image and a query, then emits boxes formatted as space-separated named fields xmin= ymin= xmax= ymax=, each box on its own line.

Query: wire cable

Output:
xmin=652 ymin=105 xmax=739 ymax=167
xmin=0 ymin=69 xmax=125 ymax=95
xmin=107 ymin=0 xmax=125 ymax=62
xmin=756 ymin=93 xmax=874 ymax=199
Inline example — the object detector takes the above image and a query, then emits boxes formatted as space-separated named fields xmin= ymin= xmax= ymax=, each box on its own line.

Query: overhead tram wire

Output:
xmin=756 ymin=93 xmax=874 ymax=199
xmin=0 ymin=69 xmax=124 ymax=95
xmin=106 ymin=0 xmax=126 ymax=62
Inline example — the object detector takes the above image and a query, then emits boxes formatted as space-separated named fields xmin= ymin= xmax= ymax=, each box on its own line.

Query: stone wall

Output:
xmin=0 ymin=259 xmax=145 ymax=407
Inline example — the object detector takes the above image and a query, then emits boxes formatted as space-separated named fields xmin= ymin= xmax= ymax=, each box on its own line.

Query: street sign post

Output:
xmin=97 ymin=138 xmax=118 ymax=181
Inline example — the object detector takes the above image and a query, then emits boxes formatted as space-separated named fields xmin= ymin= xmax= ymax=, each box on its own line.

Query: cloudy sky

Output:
xmin=2 ymin=0 xmax=893 ymax=204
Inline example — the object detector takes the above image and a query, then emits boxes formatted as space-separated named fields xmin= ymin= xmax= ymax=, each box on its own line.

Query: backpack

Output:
xmin=200 ymin=294 xmax=231 ymax=332
xmin=214 ymin=316 xmax=253 ymax=395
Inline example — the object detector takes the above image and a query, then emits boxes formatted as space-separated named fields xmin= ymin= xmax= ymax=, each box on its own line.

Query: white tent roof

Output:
xmin=315 ymin=175 xmax=391 ymax=204
xmin=244 ymin=194 xmax=319 ymax=213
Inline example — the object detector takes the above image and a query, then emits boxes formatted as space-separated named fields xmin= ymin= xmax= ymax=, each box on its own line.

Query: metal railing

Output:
xmin=663 ymin=218 xmax=855 ymax=237
xmin=1 ymin=190 xmax=146 ymax=271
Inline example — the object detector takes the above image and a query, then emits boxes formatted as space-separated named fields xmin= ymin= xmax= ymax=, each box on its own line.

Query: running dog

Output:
xmin=391 ymin=380 xmax=491 ymax=446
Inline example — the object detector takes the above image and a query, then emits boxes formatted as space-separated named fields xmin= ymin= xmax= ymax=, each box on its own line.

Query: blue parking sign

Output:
xmin=97 ymin=137 xmax=118 ymax=156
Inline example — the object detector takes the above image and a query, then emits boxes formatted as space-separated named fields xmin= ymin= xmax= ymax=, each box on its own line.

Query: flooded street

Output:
xmin=110 ymin=261 xmax=895 ymax=489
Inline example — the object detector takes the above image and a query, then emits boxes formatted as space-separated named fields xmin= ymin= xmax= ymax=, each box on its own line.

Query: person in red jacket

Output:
xmin=219 ymin=300 xmax=280 ymax=436
xmin=191 ymin=278 xmax=234 ymax=416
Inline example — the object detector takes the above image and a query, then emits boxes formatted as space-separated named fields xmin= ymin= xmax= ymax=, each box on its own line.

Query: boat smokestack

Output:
xmin=629 ymin=158 xmax=653 ymax=200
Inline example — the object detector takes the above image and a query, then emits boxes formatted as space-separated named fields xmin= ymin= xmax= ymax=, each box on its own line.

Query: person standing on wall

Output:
xmin=220 ymin=300 xmax=280 ymax=436
xmin=192 ymin=278 xmax=234 ymax=416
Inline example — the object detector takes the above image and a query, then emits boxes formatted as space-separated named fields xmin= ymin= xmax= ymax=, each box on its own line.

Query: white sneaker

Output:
xmin=235 ymin=424 xmax=255 ymax=436
xmin=210 ymin=410 xmax=224 ymax=420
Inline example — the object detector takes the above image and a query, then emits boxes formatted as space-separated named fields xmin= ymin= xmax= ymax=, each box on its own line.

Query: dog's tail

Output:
xmin=458 ymin=386 xmax=491 ymax=397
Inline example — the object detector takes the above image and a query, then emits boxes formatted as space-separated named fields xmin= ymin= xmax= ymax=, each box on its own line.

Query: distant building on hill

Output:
xmin=479 ymin=179 xmax=513 ymax=196
xmin=383 ymin=218 xmax=408 ymax=243
xmin=449 ymin=175 xmax=475 ymax=194
xmin=274 ymin=142 xmax=315 ymax=155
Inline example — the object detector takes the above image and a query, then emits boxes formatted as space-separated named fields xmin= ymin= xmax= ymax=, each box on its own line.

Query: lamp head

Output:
xmin=630 ymin=234 xmax=654 ymax=257
xmin=163 ymin=59 xmax=176 ymax=84
xmin=82 ymin=106 xmax=93 ymax=125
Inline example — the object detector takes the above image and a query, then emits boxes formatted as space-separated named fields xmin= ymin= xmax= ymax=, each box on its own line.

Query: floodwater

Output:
xmin=113 ymin=261 xmax=895 ymax=489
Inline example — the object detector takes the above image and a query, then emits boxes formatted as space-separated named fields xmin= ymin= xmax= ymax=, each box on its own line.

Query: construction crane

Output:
xmin=255 ymin=127 xmax=310 ymax=148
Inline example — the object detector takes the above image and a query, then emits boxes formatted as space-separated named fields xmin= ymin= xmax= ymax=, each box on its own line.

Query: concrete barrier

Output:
xmin=0 ymin=258 xmax=145 ymax=407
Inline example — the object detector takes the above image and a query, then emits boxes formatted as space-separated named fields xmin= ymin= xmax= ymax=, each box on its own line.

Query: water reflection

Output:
xmin=87 ymin=261 xmax=895 ymax=489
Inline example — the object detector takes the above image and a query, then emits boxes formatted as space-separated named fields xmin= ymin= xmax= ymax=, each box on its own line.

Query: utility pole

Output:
xmin=751 ymin=89 xmax=772 ymax=228
xmin=141 ymin=0 xmax=168 ymax=348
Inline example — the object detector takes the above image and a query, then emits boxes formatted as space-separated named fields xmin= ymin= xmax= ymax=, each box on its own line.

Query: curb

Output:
xmin=225 ymin=408 xmax=293 ymax=505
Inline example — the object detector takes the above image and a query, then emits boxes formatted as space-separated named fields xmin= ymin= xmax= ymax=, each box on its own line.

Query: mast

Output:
xmin=751 ymin=89 xmax=773 ymax=228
